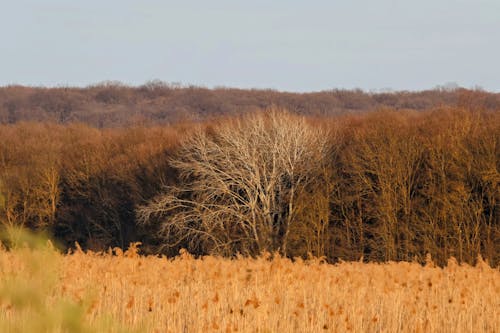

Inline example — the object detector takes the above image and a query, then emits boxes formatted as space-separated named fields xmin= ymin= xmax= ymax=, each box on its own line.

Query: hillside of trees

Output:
xmin=1 ymin=82 xmax=499 ymax=126
xmin=0 ymin=84 xmax=498 ymax=266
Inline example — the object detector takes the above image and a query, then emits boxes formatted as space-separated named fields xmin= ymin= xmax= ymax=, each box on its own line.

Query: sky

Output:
xmin=1 ymin=0 xmax=499 ymax=92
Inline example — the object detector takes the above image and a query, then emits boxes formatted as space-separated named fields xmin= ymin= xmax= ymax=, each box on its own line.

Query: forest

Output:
xmin=0 ymin=85 xmax=498 ymax=266
xmin=1 ymin=82 xmax=499 ymax=126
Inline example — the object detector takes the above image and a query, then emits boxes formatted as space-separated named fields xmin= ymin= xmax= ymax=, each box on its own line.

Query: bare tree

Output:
xmin=137 ymin=109 xmax=330 ymax=256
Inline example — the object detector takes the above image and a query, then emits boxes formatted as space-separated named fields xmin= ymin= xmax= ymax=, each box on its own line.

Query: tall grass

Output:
xmin=1 ymin=234 xmax=498 ymax=332
xmin=0 ymin=229 xmax=132 ymax=333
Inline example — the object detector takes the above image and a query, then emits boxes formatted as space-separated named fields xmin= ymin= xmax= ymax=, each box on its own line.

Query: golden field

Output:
xmin=0 ymin=240 xmax=499 ymax=333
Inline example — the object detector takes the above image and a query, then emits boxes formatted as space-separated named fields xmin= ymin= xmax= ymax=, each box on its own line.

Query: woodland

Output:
xmin=0 ymin=84 xmax=498 ymax=266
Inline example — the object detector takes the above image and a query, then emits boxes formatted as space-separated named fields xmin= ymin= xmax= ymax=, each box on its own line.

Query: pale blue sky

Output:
xmin=1 ymin=0 xmax=499 ymax=92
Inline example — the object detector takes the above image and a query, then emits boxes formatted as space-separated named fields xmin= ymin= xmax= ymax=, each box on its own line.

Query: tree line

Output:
xmin=1 ymin=83 xmax=499 ymax=127
xmin=0 ymin=103 xmax=498 ymax=266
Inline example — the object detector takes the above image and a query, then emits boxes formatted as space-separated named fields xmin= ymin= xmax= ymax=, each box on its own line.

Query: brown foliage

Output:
xmin=1 ymin=84 xmax=498 ymax=127
xmin=0 ymin=104 xmax=498 ymax=265
xmin=0 ymin=123 xmax=183 ymax=250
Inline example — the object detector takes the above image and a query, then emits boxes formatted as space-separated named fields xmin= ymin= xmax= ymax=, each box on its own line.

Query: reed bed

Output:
xmin=0 ymin=243 xmax=499 ymax=333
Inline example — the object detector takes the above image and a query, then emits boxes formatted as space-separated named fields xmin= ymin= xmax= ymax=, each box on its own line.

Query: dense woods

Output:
xmin=0 ymin=85 xmax=498 ymax=266
xmin=1 ymin=83 xmax=499 ymax=126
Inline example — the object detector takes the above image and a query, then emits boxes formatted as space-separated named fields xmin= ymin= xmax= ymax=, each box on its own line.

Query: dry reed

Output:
xmin=0 ymin=242 xmax=499 ymax=333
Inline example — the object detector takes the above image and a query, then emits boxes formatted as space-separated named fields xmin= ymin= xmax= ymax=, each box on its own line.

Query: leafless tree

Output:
xmin=137 ymin=109 xmax=330 ymax=256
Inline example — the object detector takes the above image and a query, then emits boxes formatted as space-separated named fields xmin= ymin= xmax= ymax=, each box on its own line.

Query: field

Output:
xmin=0 ymin=240 xmax=499 ymax=333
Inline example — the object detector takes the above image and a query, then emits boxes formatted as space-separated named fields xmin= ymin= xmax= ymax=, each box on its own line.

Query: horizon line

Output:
xmin=0 ymin=80 xmax=496 ymax=95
